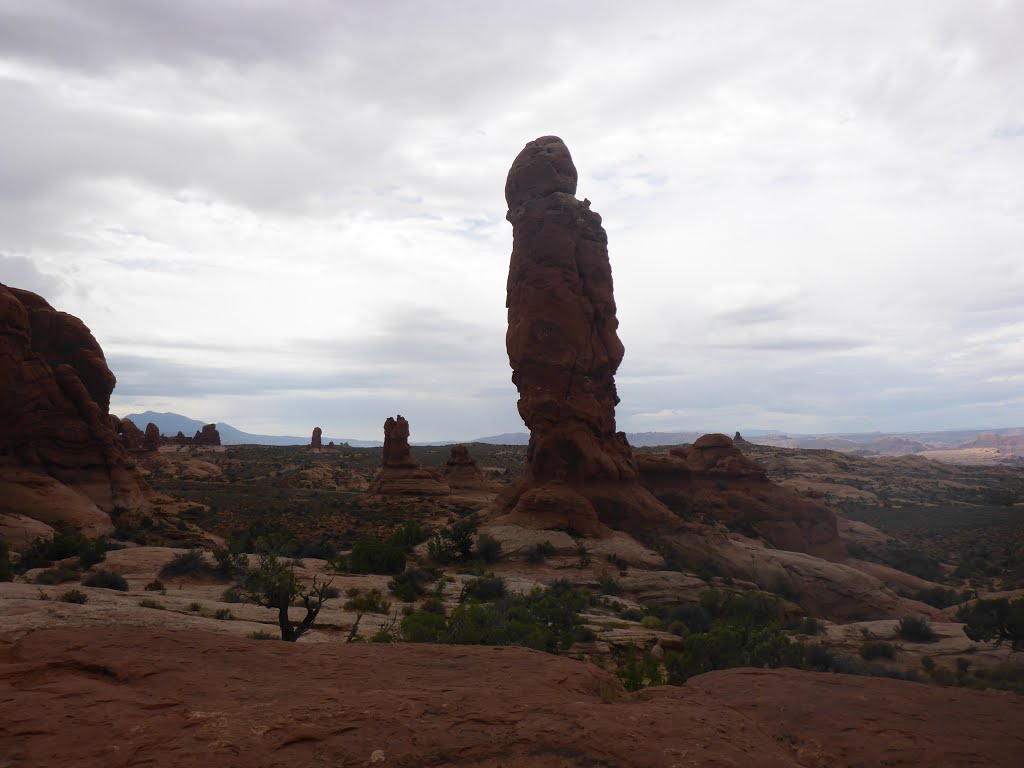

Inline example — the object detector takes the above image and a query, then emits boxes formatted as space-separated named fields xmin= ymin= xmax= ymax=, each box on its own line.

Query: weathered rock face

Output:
xmin=443 ymin=444 xmax=499 ymax=492
xmin=369 ymin=415 xmax=449 ymax=496
xmin=311 ymin=426 xmax=322 ymax=450
xmin=143 ymin=423 xmax=160 ymax=452
xmin=496 ymin=136 xmax=679 ymax=537
xmin=637 ymin=434 xmax=846 ymax=561
xmin=174 ymin=431 xmax=188 ymax=446
xmin=115 ymin=417 xmax=146 ymax=451
xmin=0 ymin=284 xmax=148 ymax=540
xmin=192 ymin=424 xmax=220 ymax=447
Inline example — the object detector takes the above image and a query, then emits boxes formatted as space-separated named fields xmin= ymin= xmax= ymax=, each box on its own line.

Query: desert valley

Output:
xmin=2 ymin=136 xmax=1023 ymax=767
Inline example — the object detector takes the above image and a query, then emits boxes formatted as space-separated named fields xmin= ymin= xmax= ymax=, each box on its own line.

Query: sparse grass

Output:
xmin=138 ymin=598 xmax=166 ymax=610
xmin=343 ymin=588 xmax=392 ymax=614
xmin=59 ymin=589 xmax=88 ymax=604
xmin=214 ymin=608 xmax=233 ymax=620
xmin=248 ymin=630 xmax=277 ymax=640
xmin=188 ymin=602 xmax=203 ymax=612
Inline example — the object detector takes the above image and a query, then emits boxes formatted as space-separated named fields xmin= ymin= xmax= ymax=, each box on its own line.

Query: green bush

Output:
xmin=473 ymin=534 xmax=502 ymax=564
xmin=860 ymin=641 xmax=897 ymax=660
xmin=389 ymin=520 xmax=428 ymax=551
xmin=221 ymin=585 xmax=245 ymax=603
xmin=343 ymin=588 xmax=392 ymax=614
xmin=957 ymin=597 xmax=1024 ymax=652
xmin=797 ymin=617 xmax=821 ymax=635
xmin=35 ymin=567 xmax=79 ymax=585
xmin=616 ymin=646 xmax=664 ymax=692
xmin=159 ymin=549 xmax=212 ymax=578
xmin=18 ymin=526 xmax=107 ymax=572
xmin=665 ymin=622 xmax=805 ymax=684
xmin=597 ymin=570 xmax=623 ymax=596
xmin=427 ymin=519 xmax=478 ymax=564
xmin=401 ymin=610 xmax=447 ymax=642
xmin=897 ymin=615 xmax=938 ymax=642
xmin=213 ymin=547 xmax=248 ymax=580
xmin=59 ymin=588 xmax=88 ymax=604
xmin=348 ymin=538 xmax=407 ymax=575
xmin=460 ymin=574 xmax=506 ymax=602
xmin=388 ymin=567 xmax=440 ymax=601
xmin=81 ymin=570 xmax=129 ymax=591
xmin=525 ymin=542 xmax=557 ymax=564
xmin=0 ymin=541 xmax=12 ymax=581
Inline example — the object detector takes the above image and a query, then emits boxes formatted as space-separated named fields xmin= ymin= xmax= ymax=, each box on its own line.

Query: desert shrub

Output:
xmin=249 ymin=630 xmax=277 ymax=640
xmin=597 ymin=570 xmax=623 ymax=596
xmin=921 ymin=656 xmax=936 ymax=672
xmin=860 ymin=640 xmax=897 ymax=660
xmin=0 ymin=541 xmax=11 ymax=582
xmin=81 ymin=570 xmax=129 ymax=591
xmin=910 ymin=587 xmax=969 ymax=609
xmin=138 ymin=598 xmax=165 ymax=610
xmin=427 ymin=518 xmax=478 ymax=564
xmin=897 ymin=615 xmax=938 ymax=642
xmin=389 ymin=520 xmax=428 ymax=551
xmin=214 ymin=608 xmax=233 ymax=620
xmin=665 ymin=622 xmax=805 ymax=684
xmin=420 ymin=597 xmax=446 ymax=615
xmin=576 ymin=541 xmax=592 ymax=568
xmin=347 ymin=538 xmax=407 ymax=575
xmin=402 ymin=581 xmax=591 ymax=652
xmin=159 ymin=549 xmax=212 ymax=578
xmin=401 ymin=610 xmax=448 ymax=642
xmin=344 ymin=588 xmax=392 ymax=614
xmin=35 ymin=566 xmax=79 ymax=585
xmin=525 ymin=542 xmax=556 ymax=564
xmin=221 ymin=585 xmax=245 ymax=603
xmin=188 ymin=602 xmax=202 ymax=612
xmin=956 ymin=657 xmax=971 ymax=674
xmin=238 ymin=553 xmax=334 ymax=640
xmin=213 ymin=547 xmax=248 ymax=580
xmin=18 ymin=526 xmax=107 ymax=572
xmin=619 ymin=606 xmax=644 ymax=622
xmin=388 ymin=567 xmax=440 ymax=601
xmin=144 ymin=579 xmax=166 ymax=592
xmin=59 ymin=588 xmax=88 ymax=604
xmin=803 ymin=644 xmax=841 ymax=672
xmin=957 ymin=597 xmax=1024 ymax=652
xmin=797 ymin=617 xmax=821 ymax=635
xmin=460 ymin=574 xmax=506 ymax=602
xmin=473 ymin=534 xmax=503 ymax=564
xmin=640 ymin=615 xmax=662 ymax=629
xmin=615 ymin=646 xmax=664 ymax=692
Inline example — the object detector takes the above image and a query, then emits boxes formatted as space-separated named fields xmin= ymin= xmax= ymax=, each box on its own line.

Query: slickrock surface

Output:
xmin=1 ymin=626 xmax=1021 ymax=767
xmin=369 ymin=415 xmax=449 ymax=495
xmin=497 ymin=137 xmax=678 ymax=537
xmin=0 ymin=284 xmax=149 ymax=540
xmin=638 ymin=433 xmax=846 ymax=561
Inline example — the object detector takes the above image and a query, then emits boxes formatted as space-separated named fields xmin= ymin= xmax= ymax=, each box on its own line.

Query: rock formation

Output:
xmin=0 ymin=283 xmax=148 ymax=540
xmin=114 ymin=417 xmax=146 ymax=451
xmin=636 ymin=433 xmax=846 ymax=560
xmin=311 ymin=426 xmax=322 ymax=450
xmin=143 ymin=423 xmax=161 ymax=452
xmin=495 ymin=136 xmax=678 ymax=537
xmin=174 ymin=431 xmax=188 ymax=447
xmin=369 ymin=415 xmax=449 ymax=496
xmin=191 ymin=424 xmax=221 ymax=447
xmin=443 ymin=444 xmax=499 ymax=492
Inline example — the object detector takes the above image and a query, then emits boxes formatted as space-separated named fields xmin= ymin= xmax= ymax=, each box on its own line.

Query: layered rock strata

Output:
xmin=369 ymin=415 xmax=449 ymax=495
xmin=0 ymin=284 xmax=148 ymax=540
xmin=495 ymin=136 xmax=678 ymax=537
xmin=636 ymin=433 xmax=846 ymax=560
xmin=443 ymin=444 xmax=499 ymax=491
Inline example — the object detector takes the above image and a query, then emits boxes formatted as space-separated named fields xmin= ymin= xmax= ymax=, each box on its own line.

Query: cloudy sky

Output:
xmin=2 ymin=1 xmax=1021 ymax=441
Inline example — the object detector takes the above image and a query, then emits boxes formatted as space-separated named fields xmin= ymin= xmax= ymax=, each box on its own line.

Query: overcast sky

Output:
xmin=2 ymin=1 xmax=1022 ymax=441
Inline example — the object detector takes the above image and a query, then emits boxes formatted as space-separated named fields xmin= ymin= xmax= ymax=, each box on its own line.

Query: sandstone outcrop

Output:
xmin=443 ymin=444 xmax=499 ymax=491
xmin=637 ymin=433 xmax=846 ymax=560
xmin=114 ymin=417 xmax=146 ymax=451
xmin=0 ymin=284 xmax=149 ymax=540
xmin=143 ymin=422 xmax=161 ymax=452
xmin=369 ymin=415 xmax=449 ymax=495
xmin=2 ymin=626 xmax=1020 ymax=767
xmin=191 ymin=424 xmax=221 ymax=446
xmin=495 ymin=136 xmax=679 ymax=537
xmin=310 ymin=426 xmax=322 ymax=450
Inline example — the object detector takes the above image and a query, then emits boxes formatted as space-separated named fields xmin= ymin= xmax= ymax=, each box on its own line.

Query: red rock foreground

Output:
xmin=2 ymin=627 xmax=1020 ymax=767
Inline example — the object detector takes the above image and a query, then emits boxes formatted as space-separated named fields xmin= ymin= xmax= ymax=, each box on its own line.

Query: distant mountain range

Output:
xmin=123 ymin=412 xmax=384 ymax=448
xmin=123 ymin=412 xmax=1024 ymax=456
